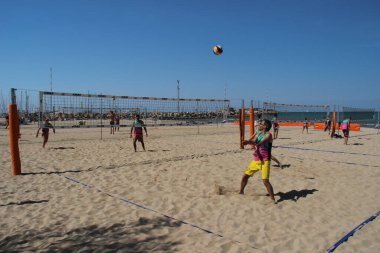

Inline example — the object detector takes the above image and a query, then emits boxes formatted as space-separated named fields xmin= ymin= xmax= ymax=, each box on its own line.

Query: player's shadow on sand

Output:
xmin=0 ymin=199 xmax=49 ymax=207
xmin=272 ymin=164 xmax=291 ymax=169
xmin=147 ymin=149 xmax=170 ymax=152
xmin=351 ymin=143 xmax=364 ymax=145
xmin=0 ymin=217 xmax=181 ymax=252
xmin=275 ymin=189 xmax=318 ymax=203
xmin=22 ymin=169 xmax=86 ymax=175
xmin=49 ymin=147 xmax=75 ymax=150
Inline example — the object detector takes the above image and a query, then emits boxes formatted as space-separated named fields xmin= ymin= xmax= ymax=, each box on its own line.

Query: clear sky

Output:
xmin=0 ymin=0 xmax=379 ymax=108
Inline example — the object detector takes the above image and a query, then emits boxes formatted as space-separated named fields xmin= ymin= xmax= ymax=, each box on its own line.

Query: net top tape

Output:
xmin=263 ymin=102 xmax=329 ymax=108
xmin=41 ymin=91 xmax=230 ymax=103
xmin=342 ymin=106 xmax=375 ymax=112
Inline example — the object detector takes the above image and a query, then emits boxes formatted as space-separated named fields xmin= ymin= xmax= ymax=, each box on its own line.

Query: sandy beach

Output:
xmin=1 ymin=124 xmax=379 ymax=252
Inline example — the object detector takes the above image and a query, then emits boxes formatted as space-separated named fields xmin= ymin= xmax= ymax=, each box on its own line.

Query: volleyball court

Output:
xmin=3 ymin=90 xmax=380 ymax=252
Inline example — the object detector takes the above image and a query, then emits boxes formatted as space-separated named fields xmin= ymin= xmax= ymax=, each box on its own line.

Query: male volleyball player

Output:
xmin=130 ymin=114 xmax=148 ymax=152
xmin=272 ymin=114 xmax=279 ymax=139
xmin=254 ymin=113 xmax=262 ymax=132
xmin=36 ymin=118 xmax=55 ymax=148
xmin=302 ymin=117 xmax=309 ymax=134
xmin=108 ymin=111 xmax=116 ymax=135
xmin=115 ymin=114 xmax=120 ymax=132
xmin=324 ymin=117 xmax=331 ymax=132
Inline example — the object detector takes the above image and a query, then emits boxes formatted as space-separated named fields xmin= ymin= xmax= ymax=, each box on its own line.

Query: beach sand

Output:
xmin=1 ymin=124 xmax=379 ymax=252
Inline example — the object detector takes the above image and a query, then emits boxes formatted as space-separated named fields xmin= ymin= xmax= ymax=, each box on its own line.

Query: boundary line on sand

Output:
xmin=60 ymin=175 xmax=259 ymax=251
xmin=274 ymin=145 xmax=380 ymax=157
xmin=285 ymin=155 xmax=380 ymax=168
xmin=327 ymin=210 xmax=380 ymax=252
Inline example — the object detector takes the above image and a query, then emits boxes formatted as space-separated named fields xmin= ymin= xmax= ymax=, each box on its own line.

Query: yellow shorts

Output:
xmin=245 ymin=160 xmax=270 ymax=180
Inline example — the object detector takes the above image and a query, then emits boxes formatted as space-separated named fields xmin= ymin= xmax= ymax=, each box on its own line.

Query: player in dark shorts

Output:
xmin=36 ymin=118 xmax=55 ymax=148
xmin=108 ymin=111 xmax=116 ymax=135
xmin=302 ymin=117 xmax=309 ymax=134
xmin=341 ymin=117 xmax=351 ymax=145
xmin=324 ymin=117 xmax=331 ymax=132
xmin=272 ymin=114 xmax=279 ymax=139
xmin=5 ymin=115 xmax=9 ymax=129
xmin=115 ymin=114 xmax=120 ymax=132
xmin=130 ymin=114 xmax=148 ymax=152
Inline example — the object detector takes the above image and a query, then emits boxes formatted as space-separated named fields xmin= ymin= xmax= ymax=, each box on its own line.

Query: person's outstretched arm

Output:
xmin=48 ymin=123 xmax=56 ymax=133
xmin=248 ymin=133 xmax=257 ymax=142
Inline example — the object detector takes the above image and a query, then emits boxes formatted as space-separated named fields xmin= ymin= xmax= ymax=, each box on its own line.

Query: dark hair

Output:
xmin=135 ymin=114 xmax=140 ymax=118
xmin=263 ymin=119 xmax=272 ymax=131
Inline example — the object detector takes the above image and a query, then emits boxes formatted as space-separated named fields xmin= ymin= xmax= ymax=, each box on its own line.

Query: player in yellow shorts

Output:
xmin=245 ymin=160 xmax=270 ymax=179
xmin=239 ymin=119 xmax=276 ymax=204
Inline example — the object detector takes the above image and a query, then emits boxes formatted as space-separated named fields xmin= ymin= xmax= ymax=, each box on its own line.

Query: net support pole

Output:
xmin=249 ymin=100 xmax=254 ymax=138
xmin=39 ymin=91 xmax=43 ymax=128
xmin=9 ymin=89 xmax=21 ymax=175
xmin=330 ymin=110 xmax=336 ymax=138
xmin=337 ymin=105 xmax=340 ymax=124
xmin=239 ymin=99 xmax=245 ymax=149
xmin=337 ymin=105 xmax=340 ymax=134
xmin=100 ymin=95 xmax=103 ymax=140
xmin=378 ymin=110 xmax=379 ymax=134
xmin=249 ymin=100 xmax=254 ymax=149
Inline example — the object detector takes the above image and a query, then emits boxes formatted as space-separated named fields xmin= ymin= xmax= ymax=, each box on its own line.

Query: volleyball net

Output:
xmin=4 ymin=89 xmax=379 ymax=129
xmin=38 ymin=91 xmax=230 ymax=128
xmin=341 ymin=106 xmax=377 ymax=125
xmin=261 ymin=101 xmax=330 ymax=122
xmin=0 ymin=88 xmax=40 ymax=127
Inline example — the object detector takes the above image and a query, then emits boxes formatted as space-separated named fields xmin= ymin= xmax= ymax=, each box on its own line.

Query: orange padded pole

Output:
xmin=249 ymin=107 xmax=254 ymax=149
xmin=9 ymin=104 xmax=21 ymax=175
xmin=249 ymin=107 xmax=254 ymax=137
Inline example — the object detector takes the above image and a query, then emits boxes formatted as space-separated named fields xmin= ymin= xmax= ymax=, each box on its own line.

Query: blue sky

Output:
xmin=0 ymin=0 xmax=379 ymax=108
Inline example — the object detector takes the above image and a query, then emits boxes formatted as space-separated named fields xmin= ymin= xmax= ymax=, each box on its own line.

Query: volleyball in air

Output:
xmin=213 ymin=45 xmax=223 ymax=55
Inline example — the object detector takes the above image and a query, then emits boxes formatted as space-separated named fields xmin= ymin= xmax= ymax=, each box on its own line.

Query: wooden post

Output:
xmin=9 ymin=104 xmax=21 ymax=175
